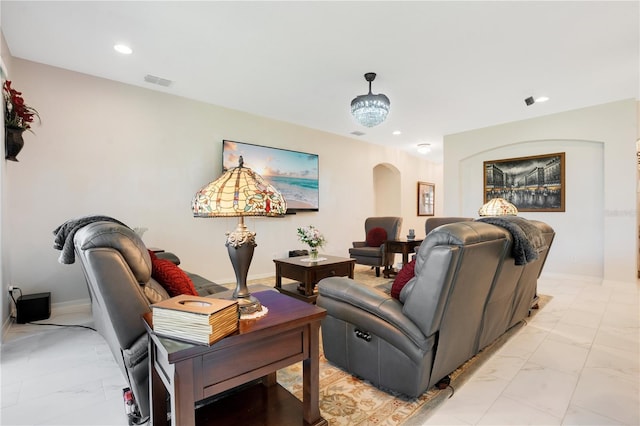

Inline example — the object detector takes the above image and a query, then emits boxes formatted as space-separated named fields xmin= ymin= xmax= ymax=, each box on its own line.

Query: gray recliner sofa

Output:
xmin=317 ymin=219 xmax=554 ymax=398
xmin=72 ymin=221 xmax=231 ymax=418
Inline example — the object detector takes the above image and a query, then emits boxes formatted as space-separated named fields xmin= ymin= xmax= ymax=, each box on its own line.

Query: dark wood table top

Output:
xmin=273 ymin=254 xmax=355 ymax=267
xmin=144 ymin=290 xmax=326 ymax=362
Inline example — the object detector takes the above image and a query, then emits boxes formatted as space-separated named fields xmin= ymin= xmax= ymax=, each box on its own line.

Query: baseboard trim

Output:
xmin=540 ymin=272 xmax=603 ymax=284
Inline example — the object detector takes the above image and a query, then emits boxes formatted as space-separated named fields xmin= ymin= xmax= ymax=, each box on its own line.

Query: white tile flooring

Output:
xmin=420 ymin=275 xmax=640 ymax=426
xmin=1 ymin=275 xmax=638 ymax=425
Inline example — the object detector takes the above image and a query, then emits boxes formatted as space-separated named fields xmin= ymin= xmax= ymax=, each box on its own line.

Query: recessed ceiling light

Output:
xmin=535 ymin=96 xmax=550 ymax=103
xmin=417 ymin=143 xmax=431 ymax=154
xmin=392 ymin=130 xmax=402 ymax=135
xmin=114 ymin=44 xmax=133 ymax=55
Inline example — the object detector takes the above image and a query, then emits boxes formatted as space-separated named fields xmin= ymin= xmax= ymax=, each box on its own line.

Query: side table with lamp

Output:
xmin=383 ymin=229 xmax=423 ymax=278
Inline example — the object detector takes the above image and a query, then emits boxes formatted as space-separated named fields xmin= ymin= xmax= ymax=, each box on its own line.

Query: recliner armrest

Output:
xmin=352 ymin=241 xmax=366 ymax=248
xmin=155 ymin=251 xmax=180 ymax=265
xmin=317 ymin=277 xmax=428 ymax=349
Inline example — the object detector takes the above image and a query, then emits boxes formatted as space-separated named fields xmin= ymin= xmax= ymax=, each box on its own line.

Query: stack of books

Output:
xmin=151 ymin=295 xmax=239 ymax=345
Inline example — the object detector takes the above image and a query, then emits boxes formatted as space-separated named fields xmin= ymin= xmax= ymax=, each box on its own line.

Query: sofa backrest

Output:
xmin=401 ymin=221 xmax=511 ymax=386
xmin=74 ymin=222 xmax=153 ymax=350
xmin=424 ymin=217 xmax=474 ymax=235
xmin=476 ymin=219 xmax=555 ymax=349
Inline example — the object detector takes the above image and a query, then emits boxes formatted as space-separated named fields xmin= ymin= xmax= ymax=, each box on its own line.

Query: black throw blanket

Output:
xmin=476 ymin=216 xmax=547 ymax=265
xmin=53 ymin=215 xmax=129 ymax=264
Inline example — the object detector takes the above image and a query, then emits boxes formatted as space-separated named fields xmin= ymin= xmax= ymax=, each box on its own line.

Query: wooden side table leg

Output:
xmin=402 ymin=248 xmax=409 ymax=265
xmin=149 ymin=341 xmax=168 ymax=426
xmin=261 ymin=372 xmax=277 ymax=387
xmin=304 ymin=270 xmax=313 ymax=296
xmin=171 ymin=360 xmax=196 ymax=426
xmin=275 ymin=265 xmax=282 ymax=291
xmin=302 ymin=322 xmax=325 ymax=425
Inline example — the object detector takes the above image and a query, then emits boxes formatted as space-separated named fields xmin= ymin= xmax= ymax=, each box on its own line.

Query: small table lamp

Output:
xmin=478 ymin=197 xmax=518 ymax=216
xmin=192 ymin=156 xmax=287 ymax=316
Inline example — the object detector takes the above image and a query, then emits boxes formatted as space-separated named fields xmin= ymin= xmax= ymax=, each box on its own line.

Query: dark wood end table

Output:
xmin=383 ymin=239 xmax=423 ymax=278
xmin=145 ymin=290 xmax=327 ymax=426
xmin=273 ymin=255 xmax=356 ymax=303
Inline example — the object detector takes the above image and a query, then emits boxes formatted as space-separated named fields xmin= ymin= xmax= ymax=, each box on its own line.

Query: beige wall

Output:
xmin=1 ymin=32 xmax=15 ymax=334
xmin=2 ymin=49 xmax=635 ymax=328
xmin=444 ymin=99 xmax=638 ymax=284
xmin=1 ymin=57 xmax=440 ymax=314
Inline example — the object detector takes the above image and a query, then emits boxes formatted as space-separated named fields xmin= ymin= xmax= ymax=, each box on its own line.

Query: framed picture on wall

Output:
xmin=483 ymin=152 xmax=565 ymax=212
xmin=417 ymin=182 xmax=435 ymax=216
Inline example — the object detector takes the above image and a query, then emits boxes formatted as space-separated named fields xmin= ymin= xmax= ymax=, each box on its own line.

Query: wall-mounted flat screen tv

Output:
xmin=222 ymin=140 xmax=319 ymax=212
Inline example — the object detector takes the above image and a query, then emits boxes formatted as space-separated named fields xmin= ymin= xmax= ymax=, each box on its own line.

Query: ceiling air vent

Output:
xmin=350 ymin=131 xmax=366 ymax=136
xmin=144 ymin=74 xmax=172 ymax=87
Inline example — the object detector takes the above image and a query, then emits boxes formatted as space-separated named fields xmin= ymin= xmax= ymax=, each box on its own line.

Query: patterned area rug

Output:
xmin=271 ymin=265 xmax=550 ymax=425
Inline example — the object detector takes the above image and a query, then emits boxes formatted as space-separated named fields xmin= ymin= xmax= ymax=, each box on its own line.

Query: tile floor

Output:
xmin=1 ymin=275 xmax=638 ymax=425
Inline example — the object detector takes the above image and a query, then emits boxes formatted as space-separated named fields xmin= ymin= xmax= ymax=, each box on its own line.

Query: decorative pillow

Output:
xmin=390 ymin=258 xmax=416 ymax=300
xmin=148 ymin=250 xmax=198 ymax=297
xmin=366 ymin=227 xmax=388 ymax=247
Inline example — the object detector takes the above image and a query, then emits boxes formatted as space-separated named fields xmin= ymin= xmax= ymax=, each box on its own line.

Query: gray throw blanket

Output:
xmin=476 ymin=216 xmax=547 ymax=265
xmin=53 ymin=215 xmax=128 ymax=264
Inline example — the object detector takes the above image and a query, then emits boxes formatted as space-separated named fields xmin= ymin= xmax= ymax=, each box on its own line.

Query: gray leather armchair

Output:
xmin=348 ymin=217 xmax=402 ymax=277
xmin=72 ymin=221 xmax=228 ymax=418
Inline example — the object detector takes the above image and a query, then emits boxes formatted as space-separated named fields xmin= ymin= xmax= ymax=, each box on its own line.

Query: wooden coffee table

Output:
xmin=273 ymin=255 xmax=356 ymax=303
xmin=145 ymin=290 xmax=327 ymax=426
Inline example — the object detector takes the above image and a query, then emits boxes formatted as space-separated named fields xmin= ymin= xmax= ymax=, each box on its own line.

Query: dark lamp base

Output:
xmin=236 ymin=295 xmax=262 ymax=315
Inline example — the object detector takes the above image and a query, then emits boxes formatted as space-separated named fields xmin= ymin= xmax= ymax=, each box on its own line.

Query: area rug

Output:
xmin=233 ymin=265 xmax=550 ymax=425
xmin=276 ymin=267 xmax=550 ymax=425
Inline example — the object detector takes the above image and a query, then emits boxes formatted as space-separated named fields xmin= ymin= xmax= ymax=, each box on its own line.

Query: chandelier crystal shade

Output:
xmin=350 ymin=72 xmax=390 ymax=128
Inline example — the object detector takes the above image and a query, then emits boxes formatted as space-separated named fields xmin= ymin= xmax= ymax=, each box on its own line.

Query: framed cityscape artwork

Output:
xmin=417 ymin=181 xmax=435 ymax=216
xmin=483 ymin=152 xmax=565 ymax=212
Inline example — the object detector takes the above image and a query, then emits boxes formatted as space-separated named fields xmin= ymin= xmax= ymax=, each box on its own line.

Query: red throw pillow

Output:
xmin=366 ymin=227 xmax=388 ymax=247
xmin=391 ymin=259 xmax=416 ymax=300
xmin=148 ymin=250 xmax=198 ymax=297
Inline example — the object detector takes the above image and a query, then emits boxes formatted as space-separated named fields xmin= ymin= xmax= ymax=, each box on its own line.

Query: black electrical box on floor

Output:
xmin=16 ymin=292 xmax=51 ymax=323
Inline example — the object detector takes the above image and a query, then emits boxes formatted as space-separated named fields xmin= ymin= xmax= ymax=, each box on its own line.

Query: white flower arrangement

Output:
xmin=296 ymin=225 xmax=326 ymax=249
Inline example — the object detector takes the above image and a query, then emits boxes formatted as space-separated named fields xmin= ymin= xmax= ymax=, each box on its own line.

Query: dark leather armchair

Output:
xmin=348 ymin=217 xmax=402 ymax=277
xmin=72 ymin=221 xmax=229 ymax=418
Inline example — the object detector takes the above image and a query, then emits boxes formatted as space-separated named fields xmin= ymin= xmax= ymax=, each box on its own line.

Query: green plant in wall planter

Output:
xmin=3 ymin=80 xmax=40 ymax=161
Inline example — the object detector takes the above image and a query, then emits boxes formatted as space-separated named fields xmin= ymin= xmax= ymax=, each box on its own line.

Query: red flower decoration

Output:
xmin=3 ymin=80 xmax=40 ymax=131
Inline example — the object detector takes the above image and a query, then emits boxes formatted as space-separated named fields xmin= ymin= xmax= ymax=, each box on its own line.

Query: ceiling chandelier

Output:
xmin=350 ymin=72 xmax=390 ymax=127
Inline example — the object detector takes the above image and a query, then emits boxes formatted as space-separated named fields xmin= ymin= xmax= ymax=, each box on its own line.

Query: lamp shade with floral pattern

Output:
xmin=192 ymin=156 xmax=287 ymax=218
xmin=478 ymin=198 xmax=518 ymax=216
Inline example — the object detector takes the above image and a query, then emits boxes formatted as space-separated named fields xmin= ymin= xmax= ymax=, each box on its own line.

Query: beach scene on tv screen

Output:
xmin=223 ymin=140 xmax=319 ymax=210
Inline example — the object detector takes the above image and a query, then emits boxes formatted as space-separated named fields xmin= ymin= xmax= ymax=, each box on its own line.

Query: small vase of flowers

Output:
xmin=296 ymin=225 xmax=326 ymax=260
xmin=3 ymin=80 xmax=40 ymax=161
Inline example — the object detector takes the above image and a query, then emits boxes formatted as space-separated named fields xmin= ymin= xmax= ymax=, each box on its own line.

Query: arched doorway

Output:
xmin=373 ymin=163 xmax=401 ymax=216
